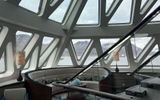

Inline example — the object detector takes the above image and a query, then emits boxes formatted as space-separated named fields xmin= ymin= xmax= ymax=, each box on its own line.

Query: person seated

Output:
xmin=70 ymin=78 xmax=81 ymax=86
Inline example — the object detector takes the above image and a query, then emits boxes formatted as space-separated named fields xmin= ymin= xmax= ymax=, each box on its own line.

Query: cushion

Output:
xmin=4 ymin=88 xmax=26 ymax=100
xmin=71 ymin=78 xmax=81 ymax=86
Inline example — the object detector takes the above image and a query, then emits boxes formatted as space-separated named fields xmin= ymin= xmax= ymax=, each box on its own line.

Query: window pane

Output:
xmin=146 ymin=45 xmax=159 ymax=66
xmin=49 ymin=0 xmax=71 ymax=23
xmin=130 ymin=37 xmax=151 ymax=58
xmin=58 ymin=48 xmax=73 ymax=66
xmin=141 ymin=0 xmax=148 ymax=9
xmin=19 ymin=0 xmax=41 ymax=13
xmin=111 ymin=47 xmax=128 ymax=66
xmin=77 ymin=0 xmax=98 ymax=24
xmin=84 ymin=48 xmax=98 ymax=65
xmin=16 ymin=31 xmax=32 ymax=51
xmin=144 ymin=0 xmax=160 ymax=22
xmin=109 ymin=0 xmax=132 ymax=24
xmin=72 ymin=39 xmax=91 ymax=60
xmin=100 ymin=38 xmax=119 ymax=52
xmin=41 ymin=36 xmax=54 ymax=54
xmin=24 ymin=59 xmax=30 ymax=69
xmin=106 ymin=0 xmax=114 ymax=13
xmin=0 ymin=53 xmax=5 ymax=73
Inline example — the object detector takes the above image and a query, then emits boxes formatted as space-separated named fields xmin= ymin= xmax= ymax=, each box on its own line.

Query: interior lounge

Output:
xmin=0 ymin=0 xmax=160 ymax=100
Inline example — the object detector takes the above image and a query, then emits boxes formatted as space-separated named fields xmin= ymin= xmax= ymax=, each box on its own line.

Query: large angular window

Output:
xmin=111 ymin=47 xmax=128 ymax=66
xmin=0 ymin=53 xmax=5 ymax=73
xmin=19 ymin=0 xmax=41 ymax=13
xmin=109 ymin=0 xmax=132 ymax=24
xmin=72 ymin=39 xmax=91 ymax=60
xmin=49 ymin=0 xmax=71 ymax=23
xmin=130 ymin=37 xmax=151 ymax=58
xmin=84 ymin=48 xmax=98 ymax=65
xmin=16 ymin=31 xmax=32 ymax=51
xmin=41 ymin=36 xmax=54 ymax=54
xmin=100 ymin=38 xmax=119 ymax=52
xmin=58 ymin=48 xmax=73 ymax=66
xmin=77 ymin=0 xmax=98 ymax=24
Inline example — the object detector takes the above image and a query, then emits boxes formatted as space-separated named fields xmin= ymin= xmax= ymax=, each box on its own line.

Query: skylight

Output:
xmin=106 ymin=0 xmax=114 ymax=13
xmin=77 ymin=0 xmax=98 ymax=24
xmin=109 ymin=0 xmax=132 ymax=24
xmin=49 ymin=0 xmax=71 ymax=23
xmin=144 ymin=0 xmax=160 ymax=22
xmin=19 ymin=0 xmax=41 ymax=13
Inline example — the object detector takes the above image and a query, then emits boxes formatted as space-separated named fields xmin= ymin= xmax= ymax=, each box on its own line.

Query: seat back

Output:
xmin=4 ymin=88 xmax=26 ymax=100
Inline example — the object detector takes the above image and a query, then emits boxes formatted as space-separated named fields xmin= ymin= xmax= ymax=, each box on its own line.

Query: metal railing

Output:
xmin=53 ymin=82 xmax=130 ymax=100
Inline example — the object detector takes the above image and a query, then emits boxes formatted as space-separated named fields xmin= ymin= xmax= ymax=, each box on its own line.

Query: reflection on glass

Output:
xmin=19 ymin=0 xmax=41 ymax=13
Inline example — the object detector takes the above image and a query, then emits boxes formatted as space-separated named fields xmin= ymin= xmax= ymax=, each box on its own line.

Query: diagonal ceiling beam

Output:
xmin=39 ymin=0 xmax=64 ymax=18
xmin=7 ymin=0 xmax=21 ymax=5
xmin=104 ymin=0 xmax=123 ymax=25
xmin=132 ymin=0 xmax=142 ymax=25
xmin=63 ymin=0 xmax=87 ymax=32
xmin=72 ymin=23 xmax=160 ymax=38
xmin=0 ymin=1 xmax=65 ymax=37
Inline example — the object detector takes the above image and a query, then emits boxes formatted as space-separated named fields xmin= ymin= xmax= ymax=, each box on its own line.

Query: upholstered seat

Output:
xmin=2 ymin=88 xmax=27 ymax=100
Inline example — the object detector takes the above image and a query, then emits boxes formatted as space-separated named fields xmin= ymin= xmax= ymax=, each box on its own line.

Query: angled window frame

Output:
xmin=18 ymin=0 xmax=41 ymax=14
xmin=48 ymin=0 xmax=73 ymax=24
xmin=108 ymin=0 xmax=133 ymax=25
xmin=16 ymin=30 xmax=33 ymax=52
xmin=71 ymin=38 xmax=92 ymax=61
xmin=0 ymin=52 xmax=6 ymax=74
xmin=76 ymin=0 xmax=100 ymax=26
xmin=40 ymin=36 xmax=55 ymax=56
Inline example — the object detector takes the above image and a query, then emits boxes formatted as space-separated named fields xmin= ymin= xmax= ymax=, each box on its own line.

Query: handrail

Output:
xmin=52 ymin=83 xmax=130 ymax=100
xmin=129 ymin=50 xmax=160 ymax=76
xmin=64 ymin=5 xmax=160 ymax=84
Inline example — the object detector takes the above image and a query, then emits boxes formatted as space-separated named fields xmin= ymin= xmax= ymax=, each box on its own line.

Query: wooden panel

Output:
xmin=24 ymin=76 xmax=52 ymax=100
